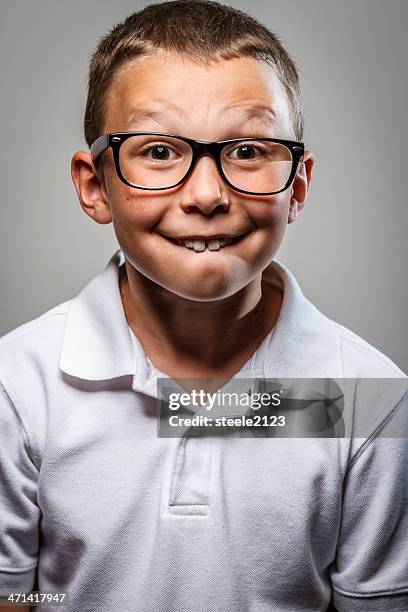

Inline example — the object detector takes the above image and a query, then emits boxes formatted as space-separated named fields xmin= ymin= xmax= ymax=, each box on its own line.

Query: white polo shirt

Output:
xmin=0 ymin=249 xmax=407 ymax=612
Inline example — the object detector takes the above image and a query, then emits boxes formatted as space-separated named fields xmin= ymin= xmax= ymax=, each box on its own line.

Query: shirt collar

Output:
xmin=256 ymin=261 xmax=342 ymax=378
xmin=59 ymin=249 xmax=343 ymax=388
xmin=59 ymin=249 xmax=137 ymax=381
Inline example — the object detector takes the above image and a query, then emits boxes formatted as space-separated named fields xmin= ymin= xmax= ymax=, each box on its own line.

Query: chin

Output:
xmin=162 ymin=274 xmax=238 ymax=302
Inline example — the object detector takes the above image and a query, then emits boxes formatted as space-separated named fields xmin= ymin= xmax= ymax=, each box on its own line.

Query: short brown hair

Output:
xmin=84 ymin=0 xmax=304 ymax=153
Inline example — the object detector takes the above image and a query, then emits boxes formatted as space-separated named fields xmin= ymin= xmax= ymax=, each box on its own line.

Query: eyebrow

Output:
xmin=126 ymin=109 xmax=170 ymax=129
xmin=125 ymin=104 xmax=277 ymax=131
xmin=225 ymin=105 xmax=277 ymax=128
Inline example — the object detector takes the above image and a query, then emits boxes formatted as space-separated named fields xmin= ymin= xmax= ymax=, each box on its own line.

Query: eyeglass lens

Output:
xmin=119 ymin=135 xmax=293 ymax=192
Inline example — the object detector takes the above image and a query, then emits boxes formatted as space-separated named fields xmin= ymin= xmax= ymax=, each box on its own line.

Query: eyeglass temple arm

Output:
xmin=90 ymin=134 xmax=109 ymax=160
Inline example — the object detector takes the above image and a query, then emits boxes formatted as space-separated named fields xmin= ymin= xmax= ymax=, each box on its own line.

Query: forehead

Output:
xmin=103 ymin=52 xmax=293 ymax=139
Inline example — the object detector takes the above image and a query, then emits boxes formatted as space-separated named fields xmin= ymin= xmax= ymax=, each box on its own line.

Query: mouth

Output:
xmin=161 ymin=232 xmax=250 ymax=252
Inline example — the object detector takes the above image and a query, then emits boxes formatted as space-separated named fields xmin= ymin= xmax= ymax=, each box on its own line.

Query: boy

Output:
xmin=0 ymin=1 xmax=407 ymax=611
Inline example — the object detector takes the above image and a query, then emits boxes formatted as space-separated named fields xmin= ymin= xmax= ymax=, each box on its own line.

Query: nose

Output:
xmin=179 ymin=154 xmax=230 ymax=215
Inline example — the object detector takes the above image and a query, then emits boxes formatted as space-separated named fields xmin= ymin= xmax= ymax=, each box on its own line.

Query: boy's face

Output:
xmin=73 ymin=52 xmax=314 ymax=300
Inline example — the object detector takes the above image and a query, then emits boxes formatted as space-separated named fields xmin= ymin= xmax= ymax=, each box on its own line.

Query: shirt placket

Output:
xmin=132 ymin=356 xmax=256 ymax=518
xmin=167 ymin=433 xmax=213 ymax=516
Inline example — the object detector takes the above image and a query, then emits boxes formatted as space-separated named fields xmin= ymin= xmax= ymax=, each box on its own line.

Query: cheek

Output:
xmin=109 ymin=187 xmax=166 ymax=233
xmin=250 ymin=194 xmax=290 ymax=233
xmin=246 ymin=195 xmax=291 ymax=259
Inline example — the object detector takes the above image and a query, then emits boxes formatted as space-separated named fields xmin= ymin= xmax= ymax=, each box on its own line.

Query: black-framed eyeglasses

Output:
xmin=90 ymin=131 xmax=304 ymax=196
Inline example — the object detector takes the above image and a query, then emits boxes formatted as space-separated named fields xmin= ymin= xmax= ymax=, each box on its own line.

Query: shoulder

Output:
xmin=333 ymin=320 xmax=406 ymax=377
xmin=264 ymin=260 xmax=406 ymax=379
xmin=0 ymin=300 xmax=71 ymax=356
xmin=0 ymin=300 xmax=72 ymax=392
xmin=0 ymin=301 xmax=73 ymax=467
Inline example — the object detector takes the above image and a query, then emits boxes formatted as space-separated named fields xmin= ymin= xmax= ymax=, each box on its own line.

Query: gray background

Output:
xmin=0 ymin=0 xmax=407 ymax=372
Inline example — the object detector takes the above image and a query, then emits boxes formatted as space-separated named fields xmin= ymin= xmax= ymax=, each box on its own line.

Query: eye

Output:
xmin=227 ymin=143 xmax=265 ymax=160
xmin=139 ymin=143 xmax=180 ymax=161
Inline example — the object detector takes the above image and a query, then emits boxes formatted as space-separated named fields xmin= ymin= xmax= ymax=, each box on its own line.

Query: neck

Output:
xmin=119 ymin=263 xmax=282 ymax=373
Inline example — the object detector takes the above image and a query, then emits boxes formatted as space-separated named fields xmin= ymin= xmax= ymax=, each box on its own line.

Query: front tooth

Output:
xmin=219 ymin=238 xmax=228 ymax=247
xmin=208 ymin=239 xmax=221 ymax=251
xmin=193 ymin=239 xmax=206 ymax=252
xmin=184 ymin=240 xmax=194 ymax=248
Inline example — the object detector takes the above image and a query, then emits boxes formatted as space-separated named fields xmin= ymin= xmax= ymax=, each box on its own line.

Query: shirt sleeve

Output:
xmin=330 ymin=391 xmax=408 ymax=611
xmin=0 ymin=381 xmax=39 ymax=595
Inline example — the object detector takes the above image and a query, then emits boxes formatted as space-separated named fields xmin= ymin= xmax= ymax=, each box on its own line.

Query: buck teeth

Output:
xmin=178 ymin=237 xmax=233 ymax=251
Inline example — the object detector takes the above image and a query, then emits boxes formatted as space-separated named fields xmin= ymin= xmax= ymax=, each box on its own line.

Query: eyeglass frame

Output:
xmin=90 ymin=131 xmax=305 ymax=196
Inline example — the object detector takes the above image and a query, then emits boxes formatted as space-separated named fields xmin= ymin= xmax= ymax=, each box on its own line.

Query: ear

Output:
xmin=71 ymin=151 xmax=112 ymax=224
xmin=287 ymin=149 xmax=315 ymax=224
